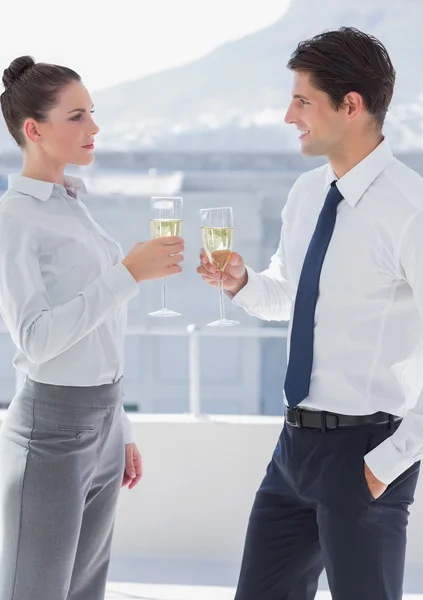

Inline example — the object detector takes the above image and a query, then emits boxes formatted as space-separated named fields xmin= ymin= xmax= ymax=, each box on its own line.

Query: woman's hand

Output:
xmin=122 ymin=443 xmax=143 ymax=489
xmin=123 ymin=237 xmax=184 ymax=282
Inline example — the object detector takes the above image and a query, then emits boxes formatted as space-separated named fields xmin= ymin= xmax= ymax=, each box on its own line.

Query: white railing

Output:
xmin=0 ymin=324 xmax=288 ymax=414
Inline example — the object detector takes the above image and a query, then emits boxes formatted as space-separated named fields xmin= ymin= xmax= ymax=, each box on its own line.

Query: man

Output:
xmin=197 ymin=27 xmax=423 ymax=600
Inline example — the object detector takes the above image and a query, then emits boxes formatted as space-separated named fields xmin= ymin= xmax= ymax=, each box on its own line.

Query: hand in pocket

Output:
xmin=364 ymin=462 xmax=387 ymax=499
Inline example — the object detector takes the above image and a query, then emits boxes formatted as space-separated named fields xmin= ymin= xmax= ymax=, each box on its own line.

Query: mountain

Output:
xmin=1 ymin=0 xmax=422 ymax=153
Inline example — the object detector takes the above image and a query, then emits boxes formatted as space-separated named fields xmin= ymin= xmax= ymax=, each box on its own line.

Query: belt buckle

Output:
xmin=325 ymin=412 xmax=339 ymax=430
xmin=293 ymin=408 xmax=303 ymax=428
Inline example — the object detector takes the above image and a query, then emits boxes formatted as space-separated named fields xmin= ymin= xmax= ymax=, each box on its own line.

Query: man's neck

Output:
xmin=329 ymin=134 xmax=384 ymax=180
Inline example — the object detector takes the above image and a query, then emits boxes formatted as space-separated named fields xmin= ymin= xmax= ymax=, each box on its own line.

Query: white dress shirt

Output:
xmin=0 ymin=174 xmax=140 ymax=443
xmin=233 ymin=139 xmax=423 ymax=485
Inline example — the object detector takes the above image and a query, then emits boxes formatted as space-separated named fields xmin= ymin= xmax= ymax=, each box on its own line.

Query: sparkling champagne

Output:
xmin=201 ymin=226 xmax=233 ymax=271
xmin=150 ymin=219 xmax=182 ymax=239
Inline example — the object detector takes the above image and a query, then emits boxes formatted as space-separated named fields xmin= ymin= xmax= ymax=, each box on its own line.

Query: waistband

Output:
xmin=21 ymin=376 xmax=124 ymax=408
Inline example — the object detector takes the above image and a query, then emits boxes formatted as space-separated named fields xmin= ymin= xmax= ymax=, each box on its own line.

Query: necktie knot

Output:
xmin=325 ymin=181 xmax=344 ymax=210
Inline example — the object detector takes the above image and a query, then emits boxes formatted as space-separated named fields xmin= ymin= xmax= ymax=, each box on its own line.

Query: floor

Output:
xmin=105 ymin=584 xmax=423 ymax=600
xmin=105 ymin=558 xmax=423 ymax=599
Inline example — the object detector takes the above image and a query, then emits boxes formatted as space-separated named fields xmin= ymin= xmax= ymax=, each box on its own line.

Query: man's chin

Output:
xmin=299 ymin=139 xmax=322 ymax=157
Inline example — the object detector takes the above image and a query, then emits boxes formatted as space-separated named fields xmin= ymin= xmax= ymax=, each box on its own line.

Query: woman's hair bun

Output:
xmin=2 ymin=56 xmax=35 ymax=90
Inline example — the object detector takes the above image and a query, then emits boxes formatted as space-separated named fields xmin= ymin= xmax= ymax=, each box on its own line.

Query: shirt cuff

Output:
xmin=231 ymin=266 xmax=261 ymax=307
xmin=102 ymin=262 xmax=139 ymax=306
xmin=121 ymin=406 xmax=135 ymax=444
xmin=364 ymin=435 xmax=415 ymax=485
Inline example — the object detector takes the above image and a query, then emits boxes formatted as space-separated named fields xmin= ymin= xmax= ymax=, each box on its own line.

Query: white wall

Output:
xmin=113 ymin=414 xmax=277 ymax=562
xmin=113 ymin=415 xmax=423 ymax=567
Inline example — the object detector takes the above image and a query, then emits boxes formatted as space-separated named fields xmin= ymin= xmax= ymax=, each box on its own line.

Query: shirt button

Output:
xmin=76 ymin=433 xmax=82 ymax=440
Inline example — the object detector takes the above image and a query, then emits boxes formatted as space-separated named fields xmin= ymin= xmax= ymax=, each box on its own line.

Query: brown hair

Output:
xmin=1 ymin=55 xmax=81 ymax=147
xmin=287 ymin=27 xmax=395 ymax=127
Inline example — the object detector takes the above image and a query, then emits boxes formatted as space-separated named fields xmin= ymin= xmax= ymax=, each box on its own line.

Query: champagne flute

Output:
xmin=149 ymin=196 xmax=183 ymax=317
xmin=200 ymin=207 xmax=239 ymax=327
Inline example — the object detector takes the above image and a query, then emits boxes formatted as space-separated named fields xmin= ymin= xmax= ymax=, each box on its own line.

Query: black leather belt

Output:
xmin=285 ymin=407 xmax=402 ymax=430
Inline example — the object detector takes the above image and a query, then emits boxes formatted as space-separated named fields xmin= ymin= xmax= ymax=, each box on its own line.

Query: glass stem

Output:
xmin=218 ymin=276 xmax=225 ymax=321
xmin=162 ymin=277 xmax=167 ymax=310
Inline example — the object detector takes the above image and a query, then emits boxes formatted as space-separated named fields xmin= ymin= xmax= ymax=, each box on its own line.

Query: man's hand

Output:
xmin=122 ymin=443 xmax=143 ymax=490
xmin=364 ymin=462 xmax=387 ymax=499
xmin=196 ymin=249 xmax=248 ymax=296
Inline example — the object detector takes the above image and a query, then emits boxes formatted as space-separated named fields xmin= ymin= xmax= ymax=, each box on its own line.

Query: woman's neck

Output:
xmin=21 ymin=153 xmax=66 ymax=185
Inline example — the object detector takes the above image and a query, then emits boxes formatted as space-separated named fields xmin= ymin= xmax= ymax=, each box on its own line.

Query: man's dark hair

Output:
xmin=287 ymin=27 xmax=396 ymax=127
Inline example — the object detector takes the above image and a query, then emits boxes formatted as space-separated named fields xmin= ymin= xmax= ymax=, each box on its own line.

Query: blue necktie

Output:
xmin=284 ymin=181 xmax=344 ymax=408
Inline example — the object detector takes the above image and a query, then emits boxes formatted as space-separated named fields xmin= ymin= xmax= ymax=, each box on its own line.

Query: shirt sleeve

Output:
xmin=230 ymin=181 xmax=298 ymax=322
xmin=365 ymin=211 xmax=423 ymax=484
xmin=0 ymin=211 xmax=139 ymax=364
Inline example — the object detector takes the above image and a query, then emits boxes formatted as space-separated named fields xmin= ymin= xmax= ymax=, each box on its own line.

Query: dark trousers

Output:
xmin=234 ymin=421 xmax=420 ymax=600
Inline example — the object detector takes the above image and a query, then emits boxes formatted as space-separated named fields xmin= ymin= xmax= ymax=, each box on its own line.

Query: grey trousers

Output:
xmin=0 ymin=376 xmax=125 ymax=600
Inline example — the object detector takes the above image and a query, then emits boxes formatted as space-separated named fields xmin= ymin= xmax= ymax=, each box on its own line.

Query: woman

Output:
xmin=0 ymin=56 xmax=184 ymax=600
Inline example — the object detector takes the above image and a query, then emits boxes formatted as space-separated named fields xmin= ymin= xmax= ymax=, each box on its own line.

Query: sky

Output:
xmin=1 ymin=0 xmax=291 ymax=92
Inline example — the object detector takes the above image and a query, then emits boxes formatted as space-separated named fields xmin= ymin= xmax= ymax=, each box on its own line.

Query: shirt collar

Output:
xmin=324 ymin=138 xmax=394 ymax=208
xmin=8 ymin=174 xmax=87 ymax=202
